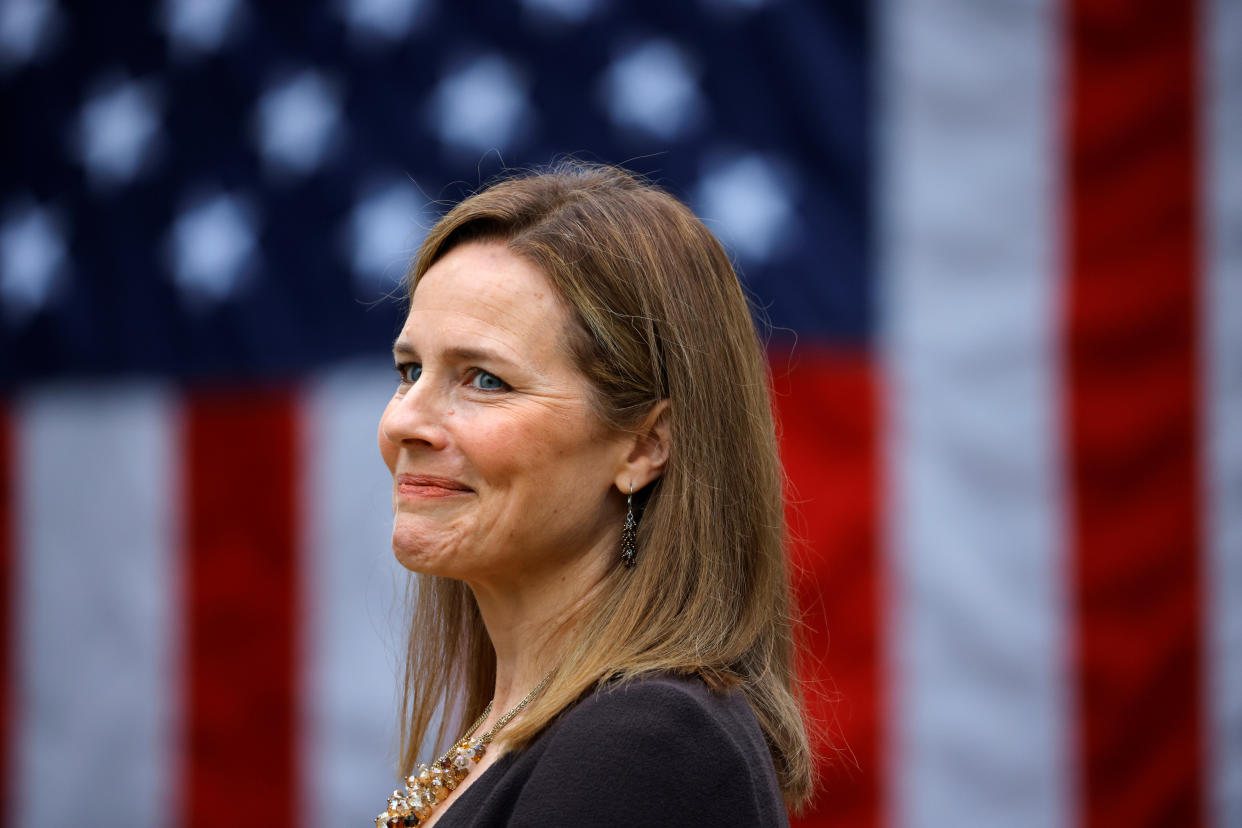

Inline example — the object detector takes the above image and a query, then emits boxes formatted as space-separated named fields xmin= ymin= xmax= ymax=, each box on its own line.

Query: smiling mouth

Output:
xmin=396 ymin=474 xmax=474 ymax=499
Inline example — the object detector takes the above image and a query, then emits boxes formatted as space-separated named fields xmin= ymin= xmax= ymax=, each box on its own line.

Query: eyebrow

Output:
xmin=391 ymin=341 xmax=514 ymax=367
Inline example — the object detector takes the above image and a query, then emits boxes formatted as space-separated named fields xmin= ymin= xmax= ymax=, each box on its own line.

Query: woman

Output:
xmin=375 ymin=163 xmax=813 ymax=827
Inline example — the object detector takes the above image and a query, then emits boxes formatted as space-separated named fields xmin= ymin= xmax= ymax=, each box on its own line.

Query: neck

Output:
xmin=466 ymin=536 xmax=613 ymax=713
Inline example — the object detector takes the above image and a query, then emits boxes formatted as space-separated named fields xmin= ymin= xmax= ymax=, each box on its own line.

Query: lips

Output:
xmin=396 ymin=474 xmax=474 ymax=498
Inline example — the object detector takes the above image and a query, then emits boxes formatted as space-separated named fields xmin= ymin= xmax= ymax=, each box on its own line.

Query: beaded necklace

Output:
xmin=375 ymin=673 xmax=553 ymax=828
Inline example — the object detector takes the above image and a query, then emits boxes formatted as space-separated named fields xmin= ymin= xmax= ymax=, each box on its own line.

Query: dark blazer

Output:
xmin=435 ymin=673 xmax=789 ymax=827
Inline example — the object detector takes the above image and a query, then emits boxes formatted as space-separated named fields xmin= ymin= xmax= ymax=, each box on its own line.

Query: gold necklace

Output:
xmin=375 ymin=672 xmax=553 ymax=828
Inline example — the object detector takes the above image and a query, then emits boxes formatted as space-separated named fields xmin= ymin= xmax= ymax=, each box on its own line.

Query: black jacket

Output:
xmin=435 ymin=673 xmax=789 ymax=827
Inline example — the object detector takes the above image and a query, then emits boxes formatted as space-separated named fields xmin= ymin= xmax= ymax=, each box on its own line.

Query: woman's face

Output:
xmin=378 ymin=241 xmax=628 ymax=585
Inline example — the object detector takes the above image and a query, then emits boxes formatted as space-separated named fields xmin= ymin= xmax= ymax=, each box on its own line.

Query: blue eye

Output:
xmin=396 ymin=362 xmax=421 ymax=384
xmin=472 ymin=370 xmax=507 ymax=391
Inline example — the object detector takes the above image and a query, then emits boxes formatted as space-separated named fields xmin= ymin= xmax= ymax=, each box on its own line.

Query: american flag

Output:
xmin=1 ymin=0 xmax=1238 ymax=826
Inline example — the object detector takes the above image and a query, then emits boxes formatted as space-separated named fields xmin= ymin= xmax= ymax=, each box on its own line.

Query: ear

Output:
xmin=614 ymin=400 xmax=671 ymax=493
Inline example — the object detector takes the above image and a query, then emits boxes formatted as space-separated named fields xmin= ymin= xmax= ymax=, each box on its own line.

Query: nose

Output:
xmin=379 ymin=377 xmax=450 ymax=454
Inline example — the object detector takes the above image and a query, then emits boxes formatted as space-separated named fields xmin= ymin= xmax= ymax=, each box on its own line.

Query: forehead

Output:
xmin=403 ymin=241 xmax=571 ymax=359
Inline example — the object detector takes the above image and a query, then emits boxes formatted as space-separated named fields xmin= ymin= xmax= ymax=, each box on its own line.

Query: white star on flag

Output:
xmin=342 ymin=178 xmax=429 ymax=293
xmin=336 ymin=0 xmax=426 ymax=45
xmin=166 ymin=191 xmax=259 ymax=307
xmin=160 ymin=0 xmax=244 ymax=58
xmin=694 ymin=154 xmax=795 ymax=264
xmin=0 ymin=199 xmax=67 ymax=324
xmin=428 ymin=54 xmax=532 ymax=157
xmin=600 ymin=39 xmax=705 ymax=141
xmin=0 ymin=0 xmax=63 ymax=71
xmin=73 ymin=75 xmax=163 ymax=190
xmin=520 ymin=0 xmax=601 ymax=26
xmin=253 ymin=69 xmax=343 ymax=179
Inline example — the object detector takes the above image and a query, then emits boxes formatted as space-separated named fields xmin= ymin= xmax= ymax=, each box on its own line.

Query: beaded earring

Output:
xmin=621 ymin=483 xmax=638 ymax=568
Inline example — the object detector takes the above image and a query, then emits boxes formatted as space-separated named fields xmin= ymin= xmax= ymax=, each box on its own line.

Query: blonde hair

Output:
xmin=396 ymin=162 xmax=813 ymax=807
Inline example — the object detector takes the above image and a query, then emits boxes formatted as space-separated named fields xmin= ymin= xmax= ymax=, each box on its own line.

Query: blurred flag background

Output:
xmin=1 ymin=0 xmax=1239 ymax=826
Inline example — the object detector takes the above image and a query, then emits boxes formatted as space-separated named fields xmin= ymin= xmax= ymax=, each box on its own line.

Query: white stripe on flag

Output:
xmin=11 ymin=385 xmax=180 ymax=828
xmin=303 ymin=364 xmax=413 ymax=828
xmin=1202 ymin=0 xmax=1242 ymax=824
xmin=879 ymin=1 xmax=1071 ymax=826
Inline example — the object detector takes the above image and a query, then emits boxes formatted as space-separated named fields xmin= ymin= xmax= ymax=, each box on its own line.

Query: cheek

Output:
xmin=459 ymin=416 xmax=524 ymax=479
xmin=457 ymin=401 xmax=617 ymax=506
xmin=493 ymin=414 xmax=611 ymax=491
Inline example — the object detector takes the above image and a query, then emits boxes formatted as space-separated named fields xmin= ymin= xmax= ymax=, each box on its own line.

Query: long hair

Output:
xmin=396 ymin=162 xmax=813 ymax=807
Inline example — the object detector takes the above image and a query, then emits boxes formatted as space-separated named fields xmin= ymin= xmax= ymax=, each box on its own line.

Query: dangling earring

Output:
xmin=621 ymin=483 xmax=638 ymax=568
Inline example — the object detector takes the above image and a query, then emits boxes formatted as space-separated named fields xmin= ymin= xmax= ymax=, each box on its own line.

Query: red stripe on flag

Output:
xmin=1067 ymin=2 xmax=1204 ymax=824
xmin=183 ymin=390 xmax=301 ymax=827
xmin=0 ymin=407 xmax=11 ymax=828
xmin=771 ymin=348 xmax=881 ymax=828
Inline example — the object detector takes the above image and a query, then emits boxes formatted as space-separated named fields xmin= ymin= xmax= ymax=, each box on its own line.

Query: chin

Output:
xmin=393 ymin=547 xmax=453 ymax=577
xmin=390 ymin=534 xmax=437 ymax=573
xmin=391 ymin=525 xmax=462 ymax=577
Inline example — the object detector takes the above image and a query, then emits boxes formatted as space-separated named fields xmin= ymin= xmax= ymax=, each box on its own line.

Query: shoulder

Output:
xmin=507 ymin=673 xmax=788 ymax=827
xmin=553 ymin=673 xmax=763 ymax=759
